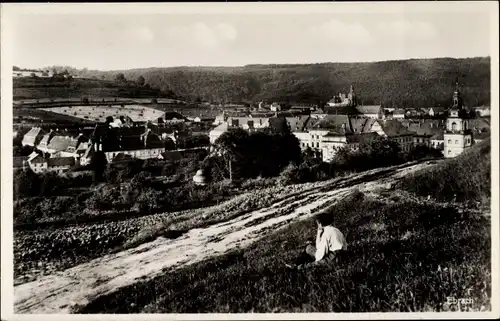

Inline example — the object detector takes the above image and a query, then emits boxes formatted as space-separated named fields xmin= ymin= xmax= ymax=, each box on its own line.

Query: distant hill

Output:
xmin=37 ymin=57 xmax=491 ymax=108
xmin=13 ymin=76 xmax=177 ymax=101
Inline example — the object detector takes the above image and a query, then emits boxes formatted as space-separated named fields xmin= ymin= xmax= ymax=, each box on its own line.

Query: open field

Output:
xmin=39 ymin=105 xmax=165 ymax=123
xmin=15 ymin=160 xmax=459 ymax=313
xmin=13 ymin=107 xmax=95 ymax=126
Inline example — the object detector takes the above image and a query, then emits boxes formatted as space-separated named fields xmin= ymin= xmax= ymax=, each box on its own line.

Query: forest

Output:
xmin=42 ymin=57 xmax=491 ymax=108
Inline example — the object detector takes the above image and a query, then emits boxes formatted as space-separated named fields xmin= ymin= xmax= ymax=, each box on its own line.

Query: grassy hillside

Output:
xmin=13 ymin=77 xmax=176 ymax=101
xmin=79 ymin=190 xmax=490 ymax=313
xmin=47 ymin=57 xmax=491 ymax=108
xmin=399 ymin=138 xmax=491 ymax=202
xmin=76 ymin=141 xmax=492 ymax=313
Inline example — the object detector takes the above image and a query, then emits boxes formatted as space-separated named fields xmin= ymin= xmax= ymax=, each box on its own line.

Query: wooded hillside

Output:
xmin=36 ymin=57 xmax=491 ymax=108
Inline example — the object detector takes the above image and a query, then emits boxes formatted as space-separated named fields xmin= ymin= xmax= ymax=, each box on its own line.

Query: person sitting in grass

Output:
xmin=287 ymin=211 xmax=347 ymax=270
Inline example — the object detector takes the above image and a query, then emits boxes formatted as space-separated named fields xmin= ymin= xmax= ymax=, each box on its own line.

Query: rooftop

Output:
xmin=47 ymin=157 xmax=75 ymax=167
xmin=355 ymin=105 xmax=382 ymax=115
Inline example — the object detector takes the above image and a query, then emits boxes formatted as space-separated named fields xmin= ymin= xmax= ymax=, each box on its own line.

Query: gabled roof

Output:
xmin=29 ymin=154 xmax=46 ymax=164
xmin=22 ymin=127 xmax=46 ymax=145
xmin=378 ymin=119 xmax=413 ymax=137
xmin=38 ymin=132 xmax=55 ymax=146
xmin=349 ymin=117 xmax=377 ymax=134
xmin=47 ymin=157 xmax=75 ymax=167
xmin=47 ymin=135 xmax=79 ymax=152
xmin=27 ymin=151 xmax=40 ymax=162
xmin=313 ymin=114 xmax=352 ymax=133
xmin=210 ymin=122 xmax=229 ymax=134
xmin=405 ymin=120 xmax=444 ymax=137
xmin=285 ymin=115 xmax=311 ymax=132
xmin=356 ymin=105 xmax=382 ymax=115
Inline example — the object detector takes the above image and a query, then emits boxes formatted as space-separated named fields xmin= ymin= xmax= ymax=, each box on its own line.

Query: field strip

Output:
xmin=13 ymin=162 xmax=431 ymax=314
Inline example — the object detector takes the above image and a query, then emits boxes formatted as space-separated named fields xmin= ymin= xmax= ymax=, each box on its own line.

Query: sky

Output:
xmin=6 ymin=2 xmax=495 ymax=71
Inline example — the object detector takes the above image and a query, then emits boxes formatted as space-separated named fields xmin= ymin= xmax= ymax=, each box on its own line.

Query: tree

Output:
xmin=90 ymin=151 xmax=108 ymax=183
xmin=137 ymin=75 xmax=146 ymax=86
xmin=105 ymin=116 xmax=114 ymax=124
xmin=114 ymin=73 xmax=127 ymax=83
xmin=214 ymin=128 xmax=250 ymax=181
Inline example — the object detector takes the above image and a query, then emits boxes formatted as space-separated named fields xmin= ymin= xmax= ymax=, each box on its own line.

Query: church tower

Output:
xmin=348 ymin=85 xmax=357 ymax=107
xmin=443 ymin=79 xmax=473 ymax=158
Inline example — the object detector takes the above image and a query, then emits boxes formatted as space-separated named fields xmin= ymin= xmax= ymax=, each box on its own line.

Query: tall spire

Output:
xmin=452 ymin=76 xmax=462 ymax=109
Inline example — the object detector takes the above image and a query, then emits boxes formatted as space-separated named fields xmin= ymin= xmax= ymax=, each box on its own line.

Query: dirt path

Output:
xmin=14 ymin=162 xmax=433 ymax=314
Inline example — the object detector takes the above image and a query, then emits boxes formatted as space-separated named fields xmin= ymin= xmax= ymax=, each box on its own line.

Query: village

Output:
xmin=6 ymin=2 xmax=496 ymax=315
xmin=13 ymin=81 xmax=491 ymax=179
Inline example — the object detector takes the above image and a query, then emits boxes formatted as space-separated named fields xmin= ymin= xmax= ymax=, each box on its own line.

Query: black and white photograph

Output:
xmin=1 ymin=2 xmax=498 ymax=319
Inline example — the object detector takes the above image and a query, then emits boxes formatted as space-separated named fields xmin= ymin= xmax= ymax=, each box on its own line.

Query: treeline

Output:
xmin=44 ymin=57 xmax=491 ymax=108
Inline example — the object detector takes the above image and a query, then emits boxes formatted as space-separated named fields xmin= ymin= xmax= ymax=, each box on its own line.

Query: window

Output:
xmin=448 ymin=139 xmax=452 ymax=144
xmin=448 ymin=149 xmax=451 ymax=154
xmin=451 ymin=122 xmax=457 ymax=131
xmin=455 ymin=140 xmax=459 ymax=144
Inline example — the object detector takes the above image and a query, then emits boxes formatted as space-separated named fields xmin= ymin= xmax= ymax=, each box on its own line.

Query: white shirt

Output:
xmin=315 ymin=226 xmax=347 ymax=262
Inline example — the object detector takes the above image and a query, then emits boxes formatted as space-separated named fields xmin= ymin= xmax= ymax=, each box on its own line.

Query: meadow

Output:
xmin=39 ymin=105 xmax=165 ymax=123
xmin=77 ymin=139 xmax=491 ymax=313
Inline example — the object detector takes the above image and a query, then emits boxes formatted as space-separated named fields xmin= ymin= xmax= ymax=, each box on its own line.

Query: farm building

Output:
xmin=27 ymin=154 xmax=75 ymax=174
xmin=80 ymin=125 xmax=167 ymax=165
xmin=22 ymin=127 xmax=46 ymax=147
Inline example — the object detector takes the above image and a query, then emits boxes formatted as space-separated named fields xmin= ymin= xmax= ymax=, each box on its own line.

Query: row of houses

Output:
xmin=208 ymin=83 xmax=491 ymax=162
xmin=17 ymin=121 xmax=209 ymax=174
